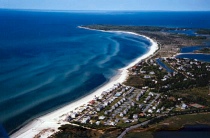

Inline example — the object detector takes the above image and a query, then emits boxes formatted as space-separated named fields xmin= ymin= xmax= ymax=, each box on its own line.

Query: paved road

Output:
xmin=117 ymin=115 xmax=164 ymax=138
xmin=117 ymin=120 xmax=150 ymax=138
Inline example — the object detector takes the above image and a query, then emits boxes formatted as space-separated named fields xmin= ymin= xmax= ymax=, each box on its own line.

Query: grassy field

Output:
xmin=172 ymin=87 xmax=210 ymax=106
xmin=124 ymin=76 xmax=144 ymax=88
xmin=125 ymin=112 xmax=210 ymax=138
xmin=51 ymin=124 xmax=124 ymax=138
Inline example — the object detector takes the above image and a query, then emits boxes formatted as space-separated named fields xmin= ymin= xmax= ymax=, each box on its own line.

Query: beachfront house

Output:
xmin=70 ymin=113 xmax=77 ymax=118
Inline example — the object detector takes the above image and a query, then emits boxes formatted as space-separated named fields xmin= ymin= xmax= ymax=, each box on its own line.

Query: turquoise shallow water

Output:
xmin=1 ymin=10 xmax=210 ymax=134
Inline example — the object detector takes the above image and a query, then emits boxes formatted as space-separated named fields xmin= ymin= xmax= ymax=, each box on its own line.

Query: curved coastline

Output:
xmin=11 ymin=27 xmax=159 ymax=138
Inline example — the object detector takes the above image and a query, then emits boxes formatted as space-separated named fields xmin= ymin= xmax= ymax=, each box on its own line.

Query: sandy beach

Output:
xmin=11 ymin=28 xmax=158 ymax=138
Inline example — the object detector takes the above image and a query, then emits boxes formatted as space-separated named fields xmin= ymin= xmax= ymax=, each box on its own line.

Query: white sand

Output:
xmin=10 ymin=27 xmax=158 ymax=138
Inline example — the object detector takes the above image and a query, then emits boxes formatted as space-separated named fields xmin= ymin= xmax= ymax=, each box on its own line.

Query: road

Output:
xmin=117 ymin=115 xmax=164 ymax=138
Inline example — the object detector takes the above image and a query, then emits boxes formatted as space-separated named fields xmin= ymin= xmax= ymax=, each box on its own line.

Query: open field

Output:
xmin=125 ymin=112 xmax=210 ymax=138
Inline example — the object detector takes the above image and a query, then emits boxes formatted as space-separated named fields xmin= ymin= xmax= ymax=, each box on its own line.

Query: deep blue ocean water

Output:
xmin=1 ymin=9 xmax=210 ymax=134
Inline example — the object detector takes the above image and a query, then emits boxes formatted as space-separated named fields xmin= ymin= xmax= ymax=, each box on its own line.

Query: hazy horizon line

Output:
xmin=1 ymin=8 xmax=210 ymax=13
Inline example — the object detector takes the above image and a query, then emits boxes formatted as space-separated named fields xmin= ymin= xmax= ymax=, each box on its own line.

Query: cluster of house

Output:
xmin=66 ymin=82 xmax=167 ymax=126
xmin=164 ymin=57 xmax=210 ymax=79
xmin=67 ymin=83 xmax=142 ymax=125
xmin=136 ymin=90 xmax=146 ymax=101
xmin=65 ymin=57 xmax=209 ymax=128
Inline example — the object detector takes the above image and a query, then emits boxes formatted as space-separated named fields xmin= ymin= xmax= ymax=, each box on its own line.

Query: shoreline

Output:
xmin=11 ymin=27 xmax=159 ymax=138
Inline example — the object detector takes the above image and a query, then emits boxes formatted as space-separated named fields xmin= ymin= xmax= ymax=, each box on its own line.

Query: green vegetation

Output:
xmin=125 ymin=132 xmax=154 ymax=138
xmin=197 ymin=29 xmax=210 ymax=35
xmin=83 ymin=25 xmax=165 ymax=32
xmin=155 ymin=113 xmax=210 ymax=130
xmin=171 ymin=87 xmax=210 ymax=106
xmin=178 ymin=34 xmax=207 ymax=40
xmin=125 ymin=113 xmax=210 ymax=138
xmin=84 ymin=25 xmax=210 ymax=37
xmin=124 ymin=76 xmax=143 ymax=88
xmin=194 ymin=47 xmax=210 ymax=54
xmin=83 ymin=25 xmax=208 ymax=41
xmin=51 ymin=124 xmax=123 ymax=138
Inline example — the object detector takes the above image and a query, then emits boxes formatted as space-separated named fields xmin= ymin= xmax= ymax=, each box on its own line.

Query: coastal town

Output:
xmin=65 ymin=57 xmax=210 ymax=129
xmin=50 ymin=26 xmax=210 ymax=138
xmin=3 ymin=1 xmax=210 ymax=137
xmin=11 ymin=25 xmax=210 ymax=138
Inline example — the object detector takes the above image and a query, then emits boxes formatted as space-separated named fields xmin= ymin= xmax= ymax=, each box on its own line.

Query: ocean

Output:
xmin=0 ymin=9 xmax=210 ymax=134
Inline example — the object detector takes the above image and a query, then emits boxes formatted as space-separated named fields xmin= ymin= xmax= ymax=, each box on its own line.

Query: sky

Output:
xmin=0 ymin=0 xmax=210 ymax=11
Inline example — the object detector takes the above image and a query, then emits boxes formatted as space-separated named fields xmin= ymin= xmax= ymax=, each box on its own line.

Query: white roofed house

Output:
xmin=144 ymin=96 xmax=151 ymax=103
xmin=148 ymin=109 xmax=153 ymax=113
xmin=120 ymin=113 xmax=124 ymax=117
xmin=140 ymin=70 xmax=146 ymax=74
xmin=115 ymin=118 xmax=120 ymax=123
xmin=103 ymin=102 xmax=109 ymax=107
xmin=117 ymin=101 xmax=122 ymax=105
xmin=149 ymin=92 xmax=154 ymax=96
xmin=112 ymin=106 xmax=115 ymax=110
xmin=139 ymin=104 xmax=144 ymax=109
xmin=133 ymin=114 xmax=138 ymax=119
xmin=131 ymin=102 xmax=135 ymax=106
xmin=150 ymin=59 xmax=154 ymax=63
xmin=99 ymin=116 xmax=106 ymax=120
xmin=156 ymin=109 xmax=160 ymax=113
xmin=181 ymin=103 xmax=188 ymax=110
xmin=104 ymin=111 xmax=108 ymax=115
xmin=123 ymin=109 xmax=128 ymax=115
xmin=96 ymin=104 xmax=104 ymax=112
xmin=144 ymin=75 xmax=151 ymax=79
xmin=110 ymin=121 xmax=116 ymax=126
xmin=70 ymin=112 xmax=77 ymax=119
xmin=81 ymin=116 xmax=90 ymax=124
xmin=96 ymin=121 xmax=100 ymax=126
xmin=149 ymin=71 xmax=155 ymax=75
